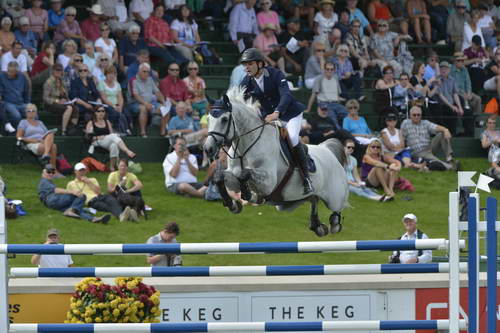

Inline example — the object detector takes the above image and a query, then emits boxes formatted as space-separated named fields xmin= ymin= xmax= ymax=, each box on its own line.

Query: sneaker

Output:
xmin=119 ymin=206 xmax=131 ymax=222
xmin=63 ymin=208 xmax=80 ymax=219
xmin=92 ymin=214 xmax=111 ymax=224
xmin=4 ymin=122 xmax=15 ymax=133
xmin=128 ymin=209 xmax=139 ymax=222
xmin=145 ymin=205 xmax=153 ymax=211
xmin=436 ymin=40 xmax=446 ymax=45
xmin=358 ymin=95 xmax=366 ymax=102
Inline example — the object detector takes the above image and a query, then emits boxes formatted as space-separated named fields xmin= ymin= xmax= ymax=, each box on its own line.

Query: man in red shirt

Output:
xmin=81 ymin=4 xmax=103 ymax=42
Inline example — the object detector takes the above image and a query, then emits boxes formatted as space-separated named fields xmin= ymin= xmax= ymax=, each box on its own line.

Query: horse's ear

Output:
xmin=223 ymin=94 xmax=232 ymax=112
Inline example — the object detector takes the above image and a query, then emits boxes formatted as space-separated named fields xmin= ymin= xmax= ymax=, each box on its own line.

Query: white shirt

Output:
xmin=94 ymin=39 xmax=116 ymax=61
xmin=254 ymin=74 xmax=264 ymax=91
xmin=1 ymin=51 xmax=28 ymax=72
xmin=462 ymin=22 xmax=485 ymax=51
xmin=129 ymin=0 xmax=153 ymax=21
xmin=39 ymin=254 xmax=73 ymax=268
xmin=56 ymin=54 xmax=71 ymax=70
xmin=394 ymin=230 xmax=432 ymax=264
xmin=164 ymin=0 xmax=185 ymax=10
xmin=314 ymin=12 xmax=338 ymax=36
xmin=162 ymin=151 xmax=198 ymax=187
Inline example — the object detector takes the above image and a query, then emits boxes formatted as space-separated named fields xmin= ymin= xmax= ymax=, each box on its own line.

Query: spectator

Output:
xmin=313 ymin=0 xmax=337 ymax=45
xmin=450 ymin=51 xmax=481 ymax=130
xmin=92 ymin=53 xmax=111 ymax=83
xmin=56 ymin=39 xmax=78 ymax=70
xmin=228 ymin=0 xmax=259 ymax=50
xmin=170 ymin=5 xmax=203 ymax=62
xmin=423 ymin=52 xmax=439 ymax=82
xmin=0 ymin=17 xmax=14 ymax=53
xmin=380 ymin=112 xmax=426 ymax=171
xmin=81 ymin=4 xmax=103 ymax=43
xmin=38 ymin=164 xmax=111 ymax=223
xmin=15 ymin=104 xmax=57 ymax=167
xmin=463 ymin=35 xmax=488 ymax=94
xmin=31 ymin=41 xmax=55 ymax=88
xmin=85 ymin=107 xmax=136 ymax=171
xmin=127 ymin=62 xmax=164 ymax=138
xmin=345 ymin=19 xmax=371 ymax=74
xmin=183 ymin=61 xmax=208 ymax=119
xmin=331 ymin=44 xmax=362 ymax=101
xmin=304 ymin=41 xmax=326 ymax=89
xmin=162 ymin=136 xmax=207 ymax=198
xmin=257 ymin=0 xmax=280 ymax=33
xmin=462 ymin=10 xmax=485 ymax=51
xmin=98 ymin=0 xmax=131 ymax=35
xmin=95 ymin=22 xmax=118 ymax=65
xmin=343 ymin=99 xmax=374 ymax=145
xmin=63 ymin=54 xmax=82 ymax=91
xmin=0 ymin=61 xmax=29 ymax=128
xmin=277 ymin=17 xmax=310 ymax=76
xmin=334 ymin=9 xmax=351 ymax=40
xmin=389 ymin=214 xmax=432 ymax=264
xmin=307 ymin=104 xmax=353 ymax=145
xmin=229 ymin=63 xmax=246 ymax=88
xmin=107 ymin=158 xmax=144 ymax=198
xmin=483 ymin=48 xmax=500 ymax=98
xmin=253 ymin=23 xmax=285 ymax=73
xmin=344 ymin=138 xmax=383 ymax=201
xmin=54 ymin=6 xmax=84 ymax=45
xmin=427 ymin=0 xmax=448 ymax=44
xmin=48 ymin=0 xmax=64 ymax=32
xmin=129 ymin=0 xmax=153 ymax=25
xmin=43 ymin=63 xmax=77 ymax=136
xmin=481 ymin=115 xmax=500 ymax=167
xmin=1 ymin=40 xmax=28 ymax=74
xmin=306 ymin=61 xmax=347 ymax=130
xmin=144 ymin=4 xmax=188 ymax=67
xmin=346 ymin=0 xmax=373 ymax=37
xmin=435 ymin=61 xmax=466 ymax=136
xmin=126 ymin=48 xmax=158 ymax=83
xmin=401 ymin=106 xmax=457 ymax=171
xmin=479 ymin=4 xmax=496 ymax=48
xmin=119 ymin=24 xmax=147 ymax=73
xmin=370 ymin=19 xmax=403 ymax=78
xmin=374 ymin=65 xmax=398 ymax=124
xmin=167 ymin=101 xmax=206 ymax=146
xmin=324 ymin=27 xmax=342 ymax=58
xmin=70 ymin=63 xmax=101 ymax=122
xmin=81 ymin=40 xmax=99 ymax=73
xmin=31 ymin=229 xmax=74 ymax=268
xmin=14 ymin=17 xmax=37 ymax=59
xmin=361 ymin=138 xmax=399 ymax=201
xmin=159 ymin=62 xmax=190 ymax=135
xmin=406 ymin=0 xmax=431 ymax=44
xmin=410 ymin=61 xmax=435 ymax=99
xmin=67 ymin=162 xmax=132 ymax=221
xmin=98 ymin=65 xmax=128 ymax=134
xmin=25 ymin=0 xmax=48 ymax=43
xmin=367 ymin=0 xmax=409 ymax=35
xmin=390 ymin=73 xmax=415 ymax=115
xmin=447 ymin=1 xmax=470 ymax=52
xmin=146 ymin=222 xmax=182 ymax=266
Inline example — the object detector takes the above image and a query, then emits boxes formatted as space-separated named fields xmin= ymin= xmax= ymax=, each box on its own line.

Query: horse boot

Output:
xmin=292 ymin=143 xmax=314 ymax=195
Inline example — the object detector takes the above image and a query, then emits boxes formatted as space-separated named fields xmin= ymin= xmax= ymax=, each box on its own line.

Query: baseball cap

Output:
xmin=46 ymin=228 xmax=60 ymax=237
xmin=74 ymin=162 xmax=87 ymax=171
xmin=44 ymin=164 xmax=56 ymax=172
xmin=439 ymin=61 xmax=451 ymax=68
xmin=385 ymin=113 xmax=398 ymax=121
xmin=402 ymin=213 xmax=417 ymax=223
xmin=318 ymin=102 xmax=329 ymax=110
xmin=19 ymin=16 xmax=29 ymax=26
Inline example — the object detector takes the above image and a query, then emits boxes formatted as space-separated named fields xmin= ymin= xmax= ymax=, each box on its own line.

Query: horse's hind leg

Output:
xmin=309 ymin=196 xmax=329 ymax=237
xmin=329 ymin=212 xmax=343 ymax=234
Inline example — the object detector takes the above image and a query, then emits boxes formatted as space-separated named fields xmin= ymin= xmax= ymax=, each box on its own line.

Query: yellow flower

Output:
xmin=113 ymin=309 xmax=120 ymax=317
xmin=85 ymin=317 xmax=92 ymax=323
xmin=95 ymin=317 xmax=102 ymax=323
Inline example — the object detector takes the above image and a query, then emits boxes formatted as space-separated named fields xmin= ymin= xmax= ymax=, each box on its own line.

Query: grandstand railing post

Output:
xmin=448 ymin=192 xmax=460 ymax=333
xmin=467 ymin=194 xmax=480 ymax=333
xmin=0 ymin=195 xmax=9 ymax=333
xmin=486 ymin=197 xmax=497 ymax=333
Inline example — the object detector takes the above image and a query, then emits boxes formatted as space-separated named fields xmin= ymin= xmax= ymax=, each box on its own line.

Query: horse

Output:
xmin=203 ymin=87 xmax=349 ymax=237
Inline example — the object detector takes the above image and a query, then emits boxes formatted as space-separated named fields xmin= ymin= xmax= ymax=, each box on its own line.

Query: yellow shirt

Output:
xmin=66 ymin=178 xmax=100 ymax=204
xmin=107 ymin=172 xmax=139 ymax=189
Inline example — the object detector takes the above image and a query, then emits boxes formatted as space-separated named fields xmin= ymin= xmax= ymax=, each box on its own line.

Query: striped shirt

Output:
xmin=400 ymin=119 xmax=438 ymax=154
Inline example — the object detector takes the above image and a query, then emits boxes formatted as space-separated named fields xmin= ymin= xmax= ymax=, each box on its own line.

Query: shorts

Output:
xmin=364 ymin=178 xmax=377 ymax=189
xmin=167 ymin=182 xmax=204 ymax=194
xmin=127 ymin=101 xmax=160 ymax=115
xmin=26 ymin=142 xmax=40 ymax=154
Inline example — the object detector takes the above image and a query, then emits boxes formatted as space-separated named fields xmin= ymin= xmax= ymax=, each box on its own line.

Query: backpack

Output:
xmin=390 ymin=230 xmax=424 ymax=263
xmin=56 ymin=154 xmax=73 ymax=175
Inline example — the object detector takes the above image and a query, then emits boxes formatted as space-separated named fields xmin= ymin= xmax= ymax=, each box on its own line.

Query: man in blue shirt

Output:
xmin=239 ymin=48 xmax=313 ymax=195
xmin=48 ymin=0 xmax=65 ymax=30
xmin=167 ymin=101 xmax=206 ymax=145
xmin=119 ymin=25 xmax=148 ymax=72
xmin=0 ymin=61 xmax=29 ymax=128
xmin=14 ymin=17 xmax=37 ymax=58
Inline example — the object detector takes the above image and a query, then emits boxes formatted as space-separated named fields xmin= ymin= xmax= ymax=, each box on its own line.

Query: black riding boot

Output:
xmin=292 ymin=144 xmax=314 ymax=195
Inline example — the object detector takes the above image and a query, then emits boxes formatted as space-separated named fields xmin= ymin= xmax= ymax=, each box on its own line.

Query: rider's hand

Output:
xmin=265 ymin=112 xmax=279 ymax=123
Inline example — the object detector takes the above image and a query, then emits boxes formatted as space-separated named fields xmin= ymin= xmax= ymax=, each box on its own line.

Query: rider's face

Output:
xmin=243 ymin=61 xmax=259 ymax=76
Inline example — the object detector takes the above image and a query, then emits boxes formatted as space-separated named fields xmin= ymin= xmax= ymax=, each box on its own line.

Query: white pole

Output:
xmin=0 ymin=194 xmax=9 ymax=333
xmin=448 ymin=192 xmax=460 ymax=333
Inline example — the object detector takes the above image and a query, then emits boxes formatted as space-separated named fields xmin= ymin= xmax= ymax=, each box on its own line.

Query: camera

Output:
xmin=179 ymin=143 xmax=187 ymax=153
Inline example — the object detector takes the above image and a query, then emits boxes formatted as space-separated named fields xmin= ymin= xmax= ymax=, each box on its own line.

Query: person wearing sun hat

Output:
xmin=314 ymin=0 xmax=338 ymax=44
xmin=81 ymin=4 xmax=104 ymax=42
xmin=389 ymin=213 xmax=432 ymax=264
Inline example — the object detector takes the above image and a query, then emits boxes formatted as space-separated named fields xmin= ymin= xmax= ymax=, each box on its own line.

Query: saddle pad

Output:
xmin=276 ymin=127 xmax=316 ymax=173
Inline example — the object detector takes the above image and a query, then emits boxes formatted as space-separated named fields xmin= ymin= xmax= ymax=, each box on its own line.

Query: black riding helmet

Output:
xmin=240 ymin=48 xmax=265 ymax=63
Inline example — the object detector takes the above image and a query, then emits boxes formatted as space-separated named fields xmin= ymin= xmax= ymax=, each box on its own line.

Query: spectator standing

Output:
xmin=228 ymin=0 xmax=259 ymax=50
xmin=53 ymin=6 xmax=84 ymax=46
xmin=38 ymin=165 xmax=111 ymax=223
xmin=95 ymin=22 xmax=118 ymax=65
xmin=162 ymin=136 xmax=207 ymax=198
xmin=118 ymin=25 xmax=147 ymax=73
xmin=370 ymin=19 xmax=403 ymax=77
xmin=31 ymin=41 xmax=55 ymax=88
xmin=447 ymin=1 xmax=470 ymax=52
xmin=343 ymin=99 xmax=374 ymax=144
xmin=481 ymin=115 xmax=500 ymax=166
xmin=277 ymin=17 xmax=310 ymax=76
xmin=462 ymin=10 xmax=485 ymax=51
xmin=304 ymin=41 xmax=326 ymax=89
xmin=401 ymin=106 xmax=457 ymax=171
xmin=331 ymin=44 xmax=362 ymax=101
xmin=31 ymin=229 xmax=74 ymax=268
xmin=435 ymin=61 xmax=465 ymax=136
xmin=390 ymin=214 xmax=432 ymax=264
xmin=313 ymin=0 xmax=338 ymax=44
xmin=25 ymin=0 xmax=48 ymax=43
xmin=346 ymin=0 xmax=373 ymax=37
xmin=69 ymin=64 xmax=101 ymax=122
xmin=0 ymin=61 xmax=29 ymax=128
xmin=0 ymin=17 xmax=14 ymax=53
xmin=81 ymin=4 xmax=103 ymax=43
xmin=146 ymin=222 xmax=182 ymax=266
xmin=48 ymin=0 xmax=64 ymax=32
xmin=43 ymin=63 xmax=77 ymax=136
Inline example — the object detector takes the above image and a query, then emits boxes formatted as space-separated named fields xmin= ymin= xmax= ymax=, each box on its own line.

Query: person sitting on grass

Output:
xmin=38 ymin=164 xmax=111 ymax=223
xmin=162 ymin=136 xmax=207 ymax=198
xmin=31 ymin=229 xmax=74 ymax=268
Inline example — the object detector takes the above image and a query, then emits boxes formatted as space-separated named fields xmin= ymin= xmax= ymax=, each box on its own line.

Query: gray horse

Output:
xmin=204 ymin=87 xmax=349 ymax=237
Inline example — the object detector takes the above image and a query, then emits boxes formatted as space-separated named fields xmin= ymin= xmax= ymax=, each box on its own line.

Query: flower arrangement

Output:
xmin=65 ymin=277 xmax=161 ymax=324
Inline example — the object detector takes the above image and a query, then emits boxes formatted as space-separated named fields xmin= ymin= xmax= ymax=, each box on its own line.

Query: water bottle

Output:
xmin=297 ymin=76 xmax=304 ymax=89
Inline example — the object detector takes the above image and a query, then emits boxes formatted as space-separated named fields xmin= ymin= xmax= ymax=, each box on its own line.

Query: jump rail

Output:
xmin=10 ymin=263 xmax=468 ymax=278
xmin=9 ymin=320 xmax=468 ymax=332
xmin=0 ymin=239 xmax=460 ymax=255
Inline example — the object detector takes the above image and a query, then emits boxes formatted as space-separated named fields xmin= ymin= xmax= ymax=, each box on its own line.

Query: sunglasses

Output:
xmin=411 ymin=113 xmax=422 ymax=117
xmin=74 ymin=59 xmax=82 ymax=62
xmin=79 ymin=69 xmax=88 ymax=72
xmin=100 ymin=58 xmax=109 ymax=61
xmin=378 ymin=24 xmax=387 ymax=27
xmin=96 ymin=109 xmax=105 ymax=113
xmin=371 ymin=146 xmax=381 ymax=149
xmin=169 ymin=68 xmax=180 ymax=71
xmin=384 ymin=71 xmax=393 ymax=75
xmin=348 ymin=107 xmax=358 ymax=110
xmin=188 ymin=67 xmax=198 ymax=70
xmin=47 ymin=170 xmax=55 ymax=175
xmin=456 ymin=6 xmax=466 ymax=9
xmin=66 ymin=14 xmax=75 ymax=17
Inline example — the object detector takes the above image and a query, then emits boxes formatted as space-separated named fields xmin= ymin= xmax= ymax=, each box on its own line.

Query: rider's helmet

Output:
xmin=240 ymin=48 xmax=265 ymax=64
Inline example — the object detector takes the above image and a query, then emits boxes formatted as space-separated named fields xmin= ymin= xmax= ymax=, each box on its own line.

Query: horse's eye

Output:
xmin=221 ymin=116 xmax=228 ymax=123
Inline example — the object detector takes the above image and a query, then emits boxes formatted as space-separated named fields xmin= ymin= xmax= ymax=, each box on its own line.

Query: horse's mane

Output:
xmin=226 ymin=86 xmax=261 ymax=119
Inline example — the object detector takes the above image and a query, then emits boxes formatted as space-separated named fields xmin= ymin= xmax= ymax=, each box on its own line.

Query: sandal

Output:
xmin=383 ymin=195 xmax=395 ymax=202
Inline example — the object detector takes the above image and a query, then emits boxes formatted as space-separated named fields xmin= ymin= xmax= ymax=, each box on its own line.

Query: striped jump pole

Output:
xmin=468 ymin=196 xmax=479 ymax=333
xmin=486 ymin=197 xmax=498 ymax=333
xmin=9 ymin=320 xmax=468 ymax=332
xmin=10 ymin=263 xmax=468 ymax=278
xmin=0 ymin=239 xmax=459 ymax=255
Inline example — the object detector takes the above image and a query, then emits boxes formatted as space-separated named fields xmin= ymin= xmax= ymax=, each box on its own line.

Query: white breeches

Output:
xmin=286 ymin=113 xmax=303 ymax=147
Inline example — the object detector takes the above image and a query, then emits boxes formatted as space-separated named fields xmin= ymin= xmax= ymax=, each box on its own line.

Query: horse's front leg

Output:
xmin=238 ymin=169 xmax=252 ymax=201
xmin=308 ymin=196 xmax=329 ymax=237
xmin=217 ymin=170 xmax=242 ymax=214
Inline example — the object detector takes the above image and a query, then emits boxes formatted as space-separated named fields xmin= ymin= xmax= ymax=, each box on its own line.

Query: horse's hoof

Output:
xmin=330 ymin=222 xmax=343 ymax=234
xmin=229 ymin=200 xmax=243 ymax=214
xmin=314 ymin=224 xmax=329 ymax=237
xmin=329 ymin=212 xmax=343 ymax=234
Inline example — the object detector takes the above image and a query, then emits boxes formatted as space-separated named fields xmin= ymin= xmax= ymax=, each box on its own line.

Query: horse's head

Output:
xmin=204 ymin=94 xmax=234 ymax=160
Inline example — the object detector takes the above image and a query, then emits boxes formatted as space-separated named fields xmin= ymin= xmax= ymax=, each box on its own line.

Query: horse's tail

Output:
xmin=319 ymin=138 xmax=347 ymax=168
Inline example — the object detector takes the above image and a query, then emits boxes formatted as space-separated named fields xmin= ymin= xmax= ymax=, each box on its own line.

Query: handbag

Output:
xmin=56 ymin=154 xmax=73 ymax=175
xmin=204 ymin=181 xmax=221 ymax=201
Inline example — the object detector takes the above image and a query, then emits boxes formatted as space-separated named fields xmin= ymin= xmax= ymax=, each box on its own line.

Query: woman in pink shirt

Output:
xmin=257 ymin=0 xmax=280 ymax=33
xmin=253 ymin=23 xmax=286 ymax=74
xmin=25 ymin=0 xmax=48 ymax=43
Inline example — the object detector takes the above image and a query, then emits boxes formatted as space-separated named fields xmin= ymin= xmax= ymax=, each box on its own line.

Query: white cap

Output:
xmin=19 ymin=17 xmax=29 ymax=26
xmin=402 ymin=213 xmax=417 ymax=223
xmin=74 ymin=162 xmax=87 ymax=171
xmin=88 ymin=4 xmax=103 ymax=15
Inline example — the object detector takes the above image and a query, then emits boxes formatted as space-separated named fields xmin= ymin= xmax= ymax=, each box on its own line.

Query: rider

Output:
xmin=239 ymin=48 xmax=314 ymax=195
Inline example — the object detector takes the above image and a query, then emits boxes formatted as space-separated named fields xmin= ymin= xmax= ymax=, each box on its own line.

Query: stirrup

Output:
xmin=303 ymin=178 xmax=314 ymax=195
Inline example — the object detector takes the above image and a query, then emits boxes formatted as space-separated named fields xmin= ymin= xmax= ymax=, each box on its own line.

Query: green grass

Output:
xmin=0 ymin=158 xmax=495 ymax=268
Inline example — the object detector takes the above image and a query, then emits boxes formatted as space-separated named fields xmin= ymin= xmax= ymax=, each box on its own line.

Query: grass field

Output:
xmin=0 ymin=158 xmax=495 ymax=268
